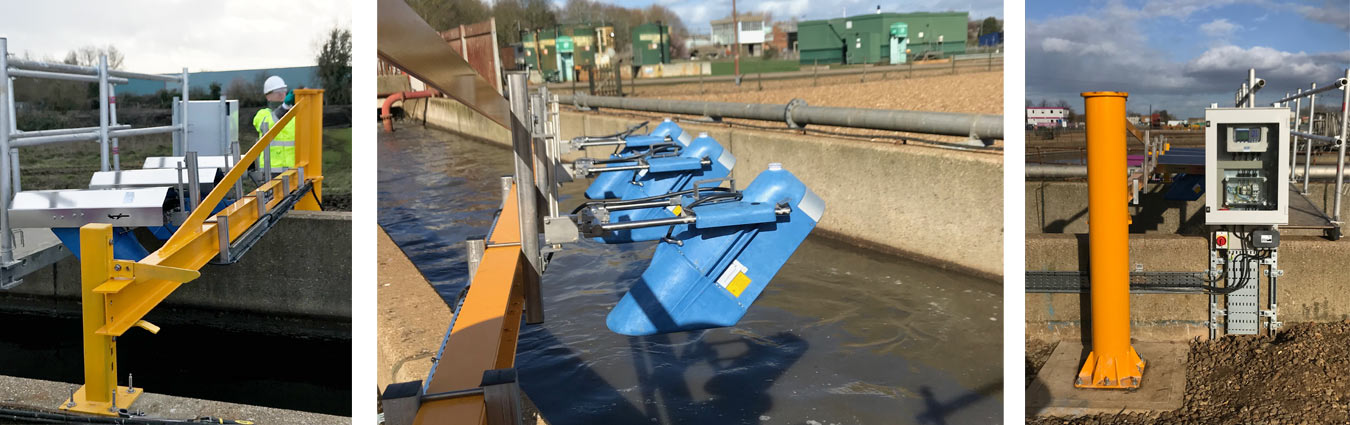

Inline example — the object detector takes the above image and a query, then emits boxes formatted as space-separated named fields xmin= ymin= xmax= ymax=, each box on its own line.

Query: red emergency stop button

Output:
xmin=1216 ymin=235 xmax=1227 ymax=248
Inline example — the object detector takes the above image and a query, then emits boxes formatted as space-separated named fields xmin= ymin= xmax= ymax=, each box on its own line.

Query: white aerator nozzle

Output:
xmin=769 ymin=163 xmax=783 ymax=171
xmin=699 ymin=132 xmax=709 ymax=138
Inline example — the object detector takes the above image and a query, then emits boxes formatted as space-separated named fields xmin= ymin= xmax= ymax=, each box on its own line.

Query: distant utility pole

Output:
xmin=733 ymin=0 xmax=741 ymax=85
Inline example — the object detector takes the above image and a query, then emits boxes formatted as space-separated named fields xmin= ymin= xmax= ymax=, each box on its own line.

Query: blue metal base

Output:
xmin=53 ymin=227 xmax=150 ymax=261
xmin=607 ymin=166 xmax=823 ymax=336
xmin=1164 ymin=173 xmax=1205 ymax=201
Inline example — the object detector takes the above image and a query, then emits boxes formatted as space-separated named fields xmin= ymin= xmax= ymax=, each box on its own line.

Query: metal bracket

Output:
xmin=542 ymin=215 xmax=579 ymax=245
xmin=95 ymin=260 xmax=200 ymax=295
xmin=0 ymin=242 xmax=71 ymax=290
xmin=784 ymin=98 xmax=808 ymax=129
xmin=692 ymin=177 xmax=735 ymax=197
xmin=211 ymin=179 xmax=312 ymax=265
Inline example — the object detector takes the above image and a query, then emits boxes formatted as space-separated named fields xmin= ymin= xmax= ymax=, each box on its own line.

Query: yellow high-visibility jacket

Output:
xmin=252 ymin=107 xmax=296 ymax=168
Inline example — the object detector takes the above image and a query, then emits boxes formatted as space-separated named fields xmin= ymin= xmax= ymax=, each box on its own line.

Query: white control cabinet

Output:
xmin=1205 ymin=107 xmax=1290 ymax=225
xmin=175 ymin=99 xmax=239 ymax=157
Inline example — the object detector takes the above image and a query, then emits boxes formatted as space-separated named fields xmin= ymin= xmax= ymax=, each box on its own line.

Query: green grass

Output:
xmin=321 ymin=127 xmax=352 ymax=198
xmin=18 ymin=127 xmax=351 ymax=210
xmin=15 ymin=107 xmax=351 ymax=209
xmin=709 ymin=59 xmax=801 ymax=76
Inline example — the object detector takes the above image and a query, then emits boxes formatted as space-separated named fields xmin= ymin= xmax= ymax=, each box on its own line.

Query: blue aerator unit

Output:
xmin=605 ymin=164 xmax=825 ymax=336
xmin=591 ymin=133 xmax=736 ymax=244
xmin=585 ymin=119 xmax=694 ymax=200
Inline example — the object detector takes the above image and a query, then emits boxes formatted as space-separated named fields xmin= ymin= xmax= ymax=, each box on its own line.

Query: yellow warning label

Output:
xmin=670 ymin=205 xmax=683 ymax=216
xmin=726 ymin=272 xmax=751 ymax=297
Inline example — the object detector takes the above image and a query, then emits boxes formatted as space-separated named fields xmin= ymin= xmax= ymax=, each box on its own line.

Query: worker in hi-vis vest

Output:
xmin=252 ymin=75 xmax=296 ymax=172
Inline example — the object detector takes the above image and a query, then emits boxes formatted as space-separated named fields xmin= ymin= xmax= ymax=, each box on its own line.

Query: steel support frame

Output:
xmin=378 ymin=4 xmax=538 ymax=423
xmin=0 ymin=38 xmax=205 ymax=289
xmin=61 ymin=91 xmax=324 ymax=416
xmin=1207 ymin=232 xmax=1282 ymax=340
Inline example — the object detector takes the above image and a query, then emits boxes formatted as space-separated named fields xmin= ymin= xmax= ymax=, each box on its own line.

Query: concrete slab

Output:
xmin=377 ymin=226 xmax=451 ymax=391
xmin=0 ymin=375 xmax=349 ymax=424
xmin=1026 ymin=233 xmax=1350 ymax=342
xmin=1027 ymin=341 xmax=1187 ymax=417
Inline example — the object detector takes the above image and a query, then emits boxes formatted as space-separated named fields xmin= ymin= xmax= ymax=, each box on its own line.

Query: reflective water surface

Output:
xmin=378 ymin=126 xmax=1002 ymax=425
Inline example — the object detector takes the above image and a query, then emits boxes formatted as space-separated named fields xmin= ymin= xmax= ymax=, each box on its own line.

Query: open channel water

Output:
xmin=378 ymin=126 xmax=1003 ymax=424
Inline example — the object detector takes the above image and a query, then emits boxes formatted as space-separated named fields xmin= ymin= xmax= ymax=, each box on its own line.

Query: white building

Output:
xmin=1027 ymin=107 xmax=1070 ymax=128
xmin=710 ymin=13 xmax=769 ymax=55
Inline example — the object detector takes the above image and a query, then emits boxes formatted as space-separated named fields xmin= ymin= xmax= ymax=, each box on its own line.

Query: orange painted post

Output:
xmin=294 ymin=89 xmax=324 ymax=211
xmin=1076 ymin=91 xmax=1146 ymax=389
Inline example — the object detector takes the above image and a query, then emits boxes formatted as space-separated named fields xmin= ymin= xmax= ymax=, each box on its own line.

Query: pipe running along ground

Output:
xmin=558 ymin=94 xmax=1003 ymax=141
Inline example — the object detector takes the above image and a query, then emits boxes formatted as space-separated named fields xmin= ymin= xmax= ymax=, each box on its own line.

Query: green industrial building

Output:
xmin=521 ymin=24 xmax=616 ymax=82
xmin=798 ymin=12 xmax=969 ymax=65
xmin=632 ymin=23 xmax=671 ymax=66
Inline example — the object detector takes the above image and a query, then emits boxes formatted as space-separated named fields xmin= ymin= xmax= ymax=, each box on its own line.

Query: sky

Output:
xmin=573 ymin=0 xmax=1003 ymax=32
xmin=1027 ymin=0 xmax=1350 ymax=118
xmin=1 ymin=1 xmax=352 ymax=74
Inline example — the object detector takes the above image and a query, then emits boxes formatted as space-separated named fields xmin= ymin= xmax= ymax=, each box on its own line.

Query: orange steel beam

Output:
xmin=414 ymin=183 xmax=527 ymax=425
xmin=293 ymin=89 xmax=325 ymax=210
xmin=1124 ymin=118 xmax=1145 ymax=143
xmin=1077 ymin=91 xmax=1146 ymax=389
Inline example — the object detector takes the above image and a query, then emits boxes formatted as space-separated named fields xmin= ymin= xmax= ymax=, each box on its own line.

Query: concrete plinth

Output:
xmin=377 ymin=226 xmax=451 ymax=391
xmin=1027 ymin=341 xmax=1187 ymax=417
xmin=0 ymin=375 xmax=349 ymax=424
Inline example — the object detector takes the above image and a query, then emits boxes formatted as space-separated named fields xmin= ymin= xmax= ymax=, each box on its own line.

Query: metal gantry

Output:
xmin=0 ymin=38 xmax=192 ymax=288
xmin=1274 ymin=70 xmax=1350 ymax=228
xmin=3 ymin=37 xmax=326 ymax=416
xmin=64 ymin=89 xmax=325 ymax=416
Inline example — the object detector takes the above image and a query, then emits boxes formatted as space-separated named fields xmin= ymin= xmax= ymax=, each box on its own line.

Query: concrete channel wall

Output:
xmin=1027 ymin=233 xmax=1350 ymax=342
xmin=0 ymin=211 xmax=353 ymax=334
xmin=1025 ymin=179 xmax=1350 ymax=340
xmin=398 ymin=96 xmax=1004 ymax=278
xmin=1026 ymin=180 xmax=1346 ymax=235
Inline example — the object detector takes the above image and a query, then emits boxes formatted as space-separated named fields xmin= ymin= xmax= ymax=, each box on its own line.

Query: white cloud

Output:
xmin=1 ymin=1 xmax=351 ymax=74
xmin=1199 ymin=19 xmax=1237 ymax=38
xmin=1026 ymin=1 xmax=1345 ymax=116
xmin=1294 ymin=0 xmax=1350 ymax=31
xmin=1187 ymin=45 xmax=1346 ymax=84
xmin=756 ymin=0 xmax=812 ymax=19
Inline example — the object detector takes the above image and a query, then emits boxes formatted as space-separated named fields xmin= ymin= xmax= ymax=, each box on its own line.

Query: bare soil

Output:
xmin=1029 ymin=321 xmax=1350 ymax=425
xmin=1027 ymin=339 xmax=1058 ymax=385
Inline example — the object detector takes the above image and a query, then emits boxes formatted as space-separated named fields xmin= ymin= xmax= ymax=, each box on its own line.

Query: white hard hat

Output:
xmin=263 ymin=76 xmax=287 ymax=94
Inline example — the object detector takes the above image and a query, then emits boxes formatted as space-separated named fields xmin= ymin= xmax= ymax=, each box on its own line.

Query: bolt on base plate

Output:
xmin=1075 ymin=346 xmax=1147 ymax=389
xmin=59 ymin=385 xmax=142 ymax=417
